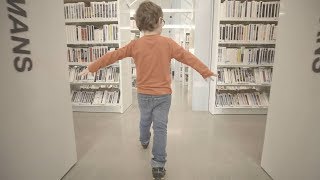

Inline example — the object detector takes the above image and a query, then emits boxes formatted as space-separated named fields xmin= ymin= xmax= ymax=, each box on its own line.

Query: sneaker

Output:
xmin=141 ymin=141 xmax=149 ymax=149
xmin=152 ymin=167 xmax=166 ymax=179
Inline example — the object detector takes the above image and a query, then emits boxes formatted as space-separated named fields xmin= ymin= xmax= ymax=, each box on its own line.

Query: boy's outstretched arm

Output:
xmin=168 ymin=38 xmax=217 ymax=80
xmin=79 ymin=41 xmax=135 ymax=76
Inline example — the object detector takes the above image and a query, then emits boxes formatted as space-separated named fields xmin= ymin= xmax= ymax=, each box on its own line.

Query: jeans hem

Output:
xmin=151 ymin=159 xmax=166 ymax=168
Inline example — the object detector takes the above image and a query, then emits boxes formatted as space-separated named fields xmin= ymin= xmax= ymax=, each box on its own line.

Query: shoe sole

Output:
xmin=153 ymin=174 xmax=165 ymax=180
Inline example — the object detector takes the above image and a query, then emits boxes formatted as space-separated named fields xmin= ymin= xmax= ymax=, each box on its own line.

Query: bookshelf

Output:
xmin=128 ymin=13 xmax=140 ymax=90
xmin=181 ymin=32 xmax=190 ymax=86
xmin=171 ymin=28 xmax=194 ymax=90
xmin=177 ymin=32 xmax=193 ymax=90
xmin=209 ymin=0 xmax=280 ymax=115
xmin=131 ymin=58 xmax=137 ymax=89
xmin=64 ymin=0 xmax=132 ymax=113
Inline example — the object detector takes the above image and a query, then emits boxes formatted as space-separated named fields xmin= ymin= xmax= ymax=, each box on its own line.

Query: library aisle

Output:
xmin=62 ymin=83 xmax=271 ymax=180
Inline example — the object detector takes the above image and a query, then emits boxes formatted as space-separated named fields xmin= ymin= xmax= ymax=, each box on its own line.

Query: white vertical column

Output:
xmin=0 ymin=0 xmax=77 ymax=180
xmin=261 ymin=0 xmax=320 ymax=179
xmin=192 ymin=0 xmax=213 ymax=111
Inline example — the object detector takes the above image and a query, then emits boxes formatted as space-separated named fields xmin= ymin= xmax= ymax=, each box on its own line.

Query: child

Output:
xmin=80 ymin=1 xmax=216 ymax=179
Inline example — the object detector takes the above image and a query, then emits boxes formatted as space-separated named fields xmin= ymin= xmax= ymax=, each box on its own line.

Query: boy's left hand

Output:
xmin=206 ymin=74 xmax=217 ymax=82
xmin=78 ymin=68 xmax=90 ymax=76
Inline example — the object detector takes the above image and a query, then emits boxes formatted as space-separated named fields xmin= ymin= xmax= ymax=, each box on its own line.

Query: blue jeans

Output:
xmin=137 ymin=93 xmax=171 ymax=168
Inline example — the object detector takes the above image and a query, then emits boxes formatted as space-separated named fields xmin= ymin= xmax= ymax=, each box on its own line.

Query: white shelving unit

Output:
xmin=179 ymin=32 xmax=193 ymax=90
xmin=209 ymin=0 xmax=280 ymax=115
xmin=128 ymin=15 xmax=139 ymax=90
xmin=165 ymin=7 xmax=194 ymax=89
xmin=131 ymin=58 xmax=137 ymax=89
xmin=64 ymin=0 xmax=132 ymax=113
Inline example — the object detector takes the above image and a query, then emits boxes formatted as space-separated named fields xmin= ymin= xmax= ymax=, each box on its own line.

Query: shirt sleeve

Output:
xmin=88 ymin=40 xmax=135 ymax=72
xmin=168 ymin=38 xmax=214 ymax=79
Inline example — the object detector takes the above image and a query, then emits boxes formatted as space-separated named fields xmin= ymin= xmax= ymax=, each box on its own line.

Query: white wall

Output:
xmin=261 ymin=0 xmax=320 ymax=179
xmin=0 ymin=0 xmax=77 ymax=180
xmin=192 ymin=0 xmax=213 ymax=111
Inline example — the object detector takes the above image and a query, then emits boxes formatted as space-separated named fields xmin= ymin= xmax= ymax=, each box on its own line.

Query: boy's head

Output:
xmin=135 ymin=1 xmax=164 ymax=33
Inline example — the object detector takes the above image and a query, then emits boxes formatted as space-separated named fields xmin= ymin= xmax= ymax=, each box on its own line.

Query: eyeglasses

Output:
xmin=161 ymin=18 xmax=165 ymax=26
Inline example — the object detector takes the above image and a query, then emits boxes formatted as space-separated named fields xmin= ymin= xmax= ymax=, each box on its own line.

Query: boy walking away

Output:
xmin=79 ymin=1 xmax=216 ymax=179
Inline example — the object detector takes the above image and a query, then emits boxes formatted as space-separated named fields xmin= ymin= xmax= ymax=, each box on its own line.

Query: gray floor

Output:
xmin=63 ymin=83 xmax=271 ymax=180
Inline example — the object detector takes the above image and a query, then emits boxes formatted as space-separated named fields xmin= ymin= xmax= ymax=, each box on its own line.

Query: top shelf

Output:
xmin=67 ymin=41 xmax=120 ymax=46
xmin=220 ymin=18 xmax=279 ymax=23
xmin=65 ymin=18 xmax=118 ymax=24
xmin=219 ymin=41 xmax=276 ymax=45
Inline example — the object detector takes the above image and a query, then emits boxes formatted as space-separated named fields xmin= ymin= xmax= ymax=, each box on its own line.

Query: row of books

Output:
xmin=215 ymin=92 xmax=269 ymax=107
xmin=217 ymin=67 xmax=272 ymax=84
xmin=185 ymin=33 xmax=191 ymax=42
xmin=79 ymin=85 xmax=120 ymax=89
xmin=65 ymin=25 xmax=119 ymax=44
xmin=220 ymin=0 xmax=280 ymax=19
xmin=185 ymin=73 xmax=189 ymax=84
xmin=71 ymin=89 xmax=120 ymax=105
xmin=64 ymin=1 xmax=118 ymax=20
xmin=216 ymin=86 xmax=263 ymax=91
xmin=67 ymin=46 xmax=116 ymax=63
xmin=219 ymin=24 xmax=277 ymax=42
xmin=69 ymin=66 xmax=119 ymax=83
xmin=132 ymin=79 xmax=137 ymax=88
xmin=132 ymin=67 xmax=137 ymax=77
xmin=218 ymin=47 xmax=275 ymax=65
xmin=130 ymin=20 xmax=138 ymax=30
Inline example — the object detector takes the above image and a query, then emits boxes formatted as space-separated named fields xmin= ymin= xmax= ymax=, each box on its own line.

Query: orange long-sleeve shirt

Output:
xmin=88 ymin=34 xmax=213 ymax=95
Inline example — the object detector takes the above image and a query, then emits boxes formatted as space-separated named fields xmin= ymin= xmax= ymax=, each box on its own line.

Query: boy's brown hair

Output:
xmin=135 ymin=1 xmax=163 ymax=31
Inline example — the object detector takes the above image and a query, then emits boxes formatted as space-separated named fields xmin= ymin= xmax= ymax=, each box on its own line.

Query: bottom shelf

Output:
xmin=72 ymin=104 xmax=122 ymax=113
xmin=213 ymin=107 xmax=268 ymax=115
